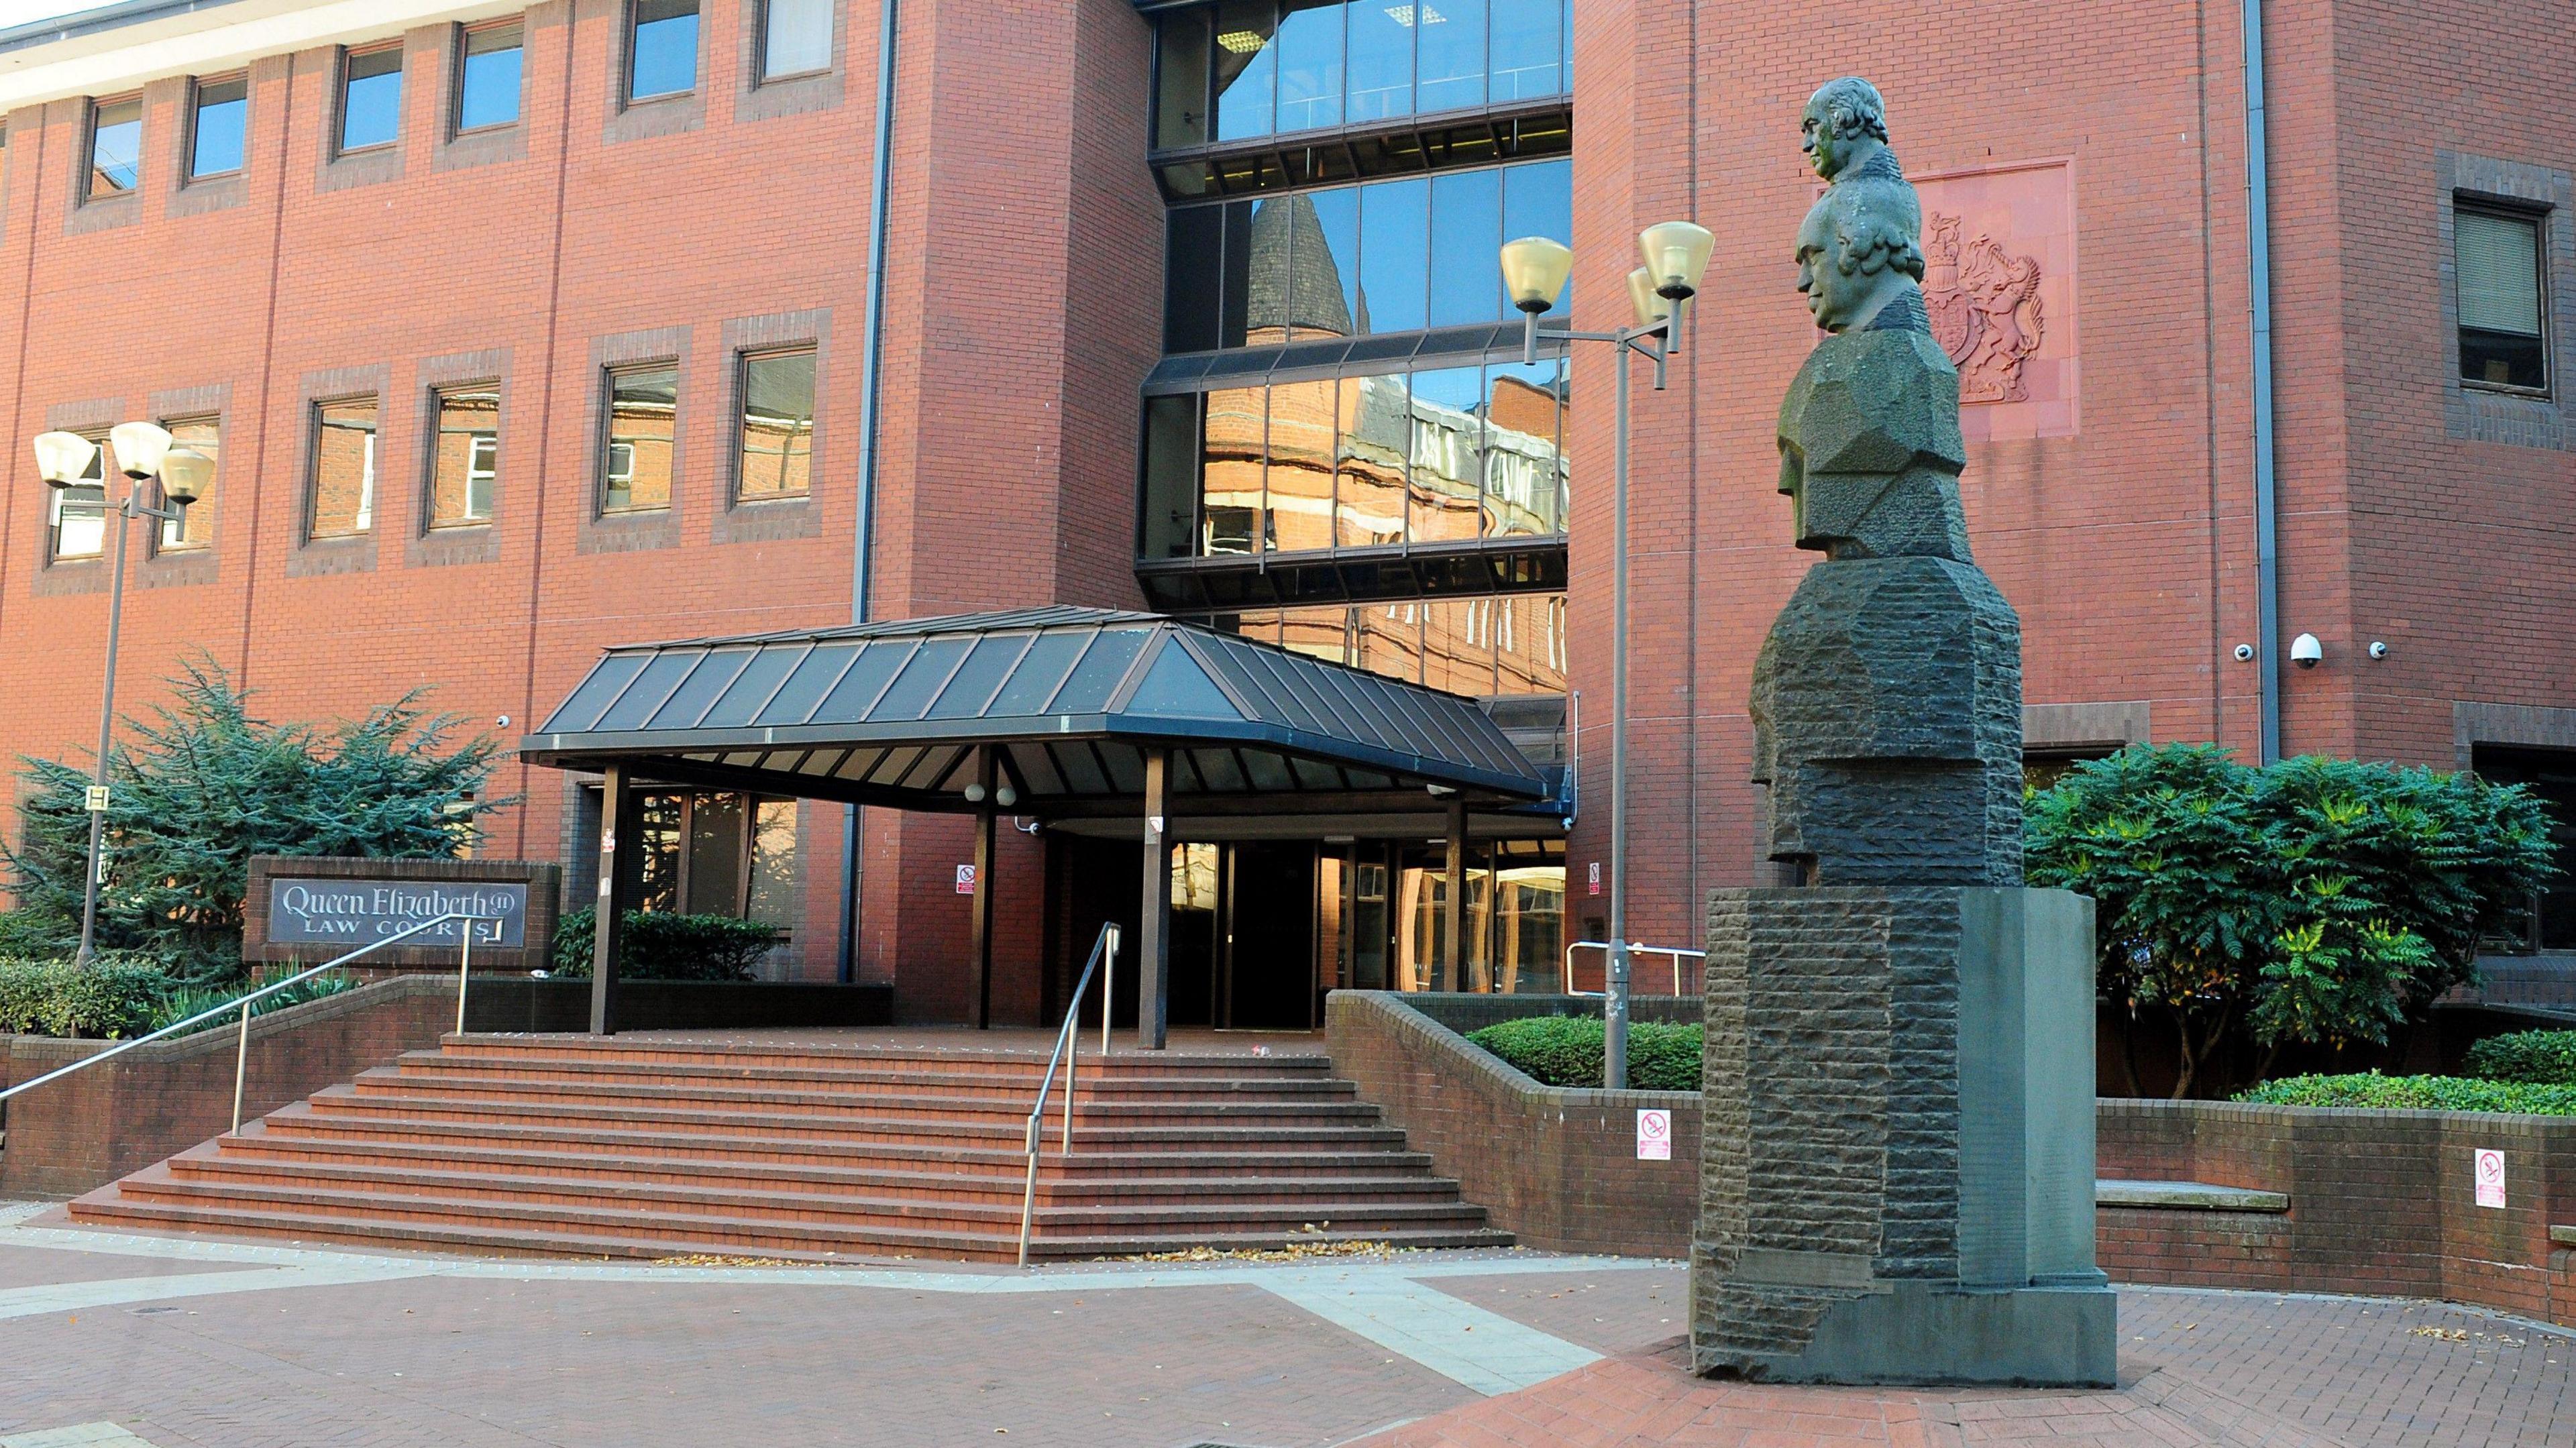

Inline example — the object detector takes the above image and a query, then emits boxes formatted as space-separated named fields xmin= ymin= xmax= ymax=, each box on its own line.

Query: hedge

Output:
xmin=2461 ymin=1029 xmax=2576 ymax=1087
xmin=550 ymin=907 xmax=779 ymax=981
xmin=0 ymin=958 xmax=178 ymax=1039
xmin=2237 ymin=1072 xmax=2576 ymax=1115
xmin=1464 ymin=1015 xmax=1703 ymax=1091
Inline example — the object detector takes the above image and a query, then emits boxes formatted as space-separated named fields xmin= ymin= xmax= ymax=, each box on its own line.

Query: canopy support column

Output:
xmin=1440 ymin=796 xmax=1466 ymax=993
xmin=969 ymin=747 xmax=996 ymax=1029
xmin=589 ymin=763 xmax=643 ymax=1036
xmin=1138 ymin=748 xmax=1171 ymax=1051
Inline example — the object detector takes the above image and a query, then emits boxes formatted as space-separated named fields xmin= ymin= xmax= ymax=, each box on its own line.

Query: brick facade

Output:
xmin=0 ymin=0 xmax=2566 ymax=1017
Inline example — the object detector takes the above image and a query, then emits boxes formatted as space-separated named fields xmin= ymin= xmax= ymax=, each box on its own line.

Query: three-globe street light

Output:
xmin=32 ymin=423 xmax=213 ymax=968
xmin=1498 ymin=219 xmax=1713 ymax=1091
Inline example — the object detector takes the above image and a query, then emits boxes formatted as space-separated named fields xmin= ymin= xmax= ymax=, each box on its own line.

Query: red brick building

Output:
xmin=0 ymin=0 xmax=2566 ymax=1023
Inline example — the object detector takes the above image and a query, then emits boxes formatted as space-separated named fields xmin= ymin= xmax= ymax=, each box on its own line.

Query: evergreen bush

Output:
xmin=2462 ymin=1029 xmax=2576 ymax=1087
xmin=550 ymin=907 xmax=778 ymax=982
xmin=2238 ymin=1072 xmax=2576 ymax=1115
xmin=0 ymin=958 xmax=177 ymax=1039
xmin=1464 ymin=1015 xmax=1703 ymax=1091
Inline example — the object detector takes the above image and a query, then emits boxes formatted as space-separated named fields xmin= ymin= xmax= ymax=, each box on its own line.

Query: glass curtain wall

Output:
xmin=1202 ymin=594 xmax=1567 ymax=696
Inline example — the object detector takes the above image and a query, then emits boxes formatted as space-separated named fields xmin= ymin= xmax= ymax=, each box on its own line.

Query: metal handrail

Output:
xmin=1018 ymin=920 xmax=1122 ymax=1267
xmin=1563 ymin=939 xmax=1706 ymax=997
xmin=0 ymin=911 xmax=496 ymax=1132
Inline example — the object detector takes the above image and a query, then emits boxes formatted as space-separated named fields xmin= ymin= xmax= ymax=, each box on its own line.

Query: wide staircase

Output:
xmin=68 ymin=1034 xmax=1510 ymax=1262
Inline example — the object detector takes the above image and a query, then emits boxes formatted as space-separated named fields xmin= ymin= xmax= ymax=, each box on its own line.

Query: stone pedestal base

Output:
xmin=1691 ymin=887 xmax=2116 ymax=1387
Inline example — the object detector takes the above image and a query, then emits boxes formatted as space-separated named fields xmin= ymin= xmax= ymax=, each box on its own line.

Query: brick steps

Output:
xmin=69 ymin=1032 xmax=1507 ymax=1262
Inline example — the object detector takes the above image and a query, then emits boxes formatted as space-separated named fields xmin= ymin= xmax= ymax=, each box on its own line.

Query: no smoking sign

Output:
xmin=1635 ymin=1108 xmax=1672 ymax=1161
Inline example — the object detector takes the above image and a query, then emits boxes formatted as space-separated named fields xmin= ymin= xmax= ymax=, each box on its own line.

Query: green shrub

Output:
xmin=0 ymin=958 xmax=178 ymax=1039
xmin=550 ymin=907 xmax=777 ymax=982
xmin=2238 ymin=1072 xmax=2576 ymax=1115
xmin=2462 ymin=1029 xmax=2576 ymax=1086
xmin=0 ymin=911 xmax=69 ymax=960
xmin=149 ymin=971 xmax=360 ymax=1036
xmin=1465 ymin=1015 xmax=1703 ymax=1091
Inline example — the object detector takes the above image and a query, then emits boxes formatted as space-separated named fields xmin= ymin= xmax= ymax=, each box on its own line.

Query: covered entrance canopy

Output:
xmin=521 ymin=606 xmax=1552 ymax=1045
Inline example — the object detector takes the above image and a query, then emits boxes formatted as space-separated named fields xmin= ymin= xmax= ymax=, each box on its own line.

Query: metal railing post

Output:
xmin=1100 ymin=925 xmax=1116 ymax=1058
xmin=455 ymin=920 xmax=476 ymax=1036
xmin=230 ymin=997 xmax=252 ymax=1131
xmin=1016 ymin=921 xmax=1119 ymax=1268
xmin=1017 ymin=1118 xmax=1042 ymax=1267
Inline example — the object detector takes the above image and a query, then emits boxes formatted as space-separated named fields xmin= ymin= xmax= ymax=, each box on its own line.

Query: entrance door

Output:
xmin=1222 ymin=842 xmax=1317 ymax=1029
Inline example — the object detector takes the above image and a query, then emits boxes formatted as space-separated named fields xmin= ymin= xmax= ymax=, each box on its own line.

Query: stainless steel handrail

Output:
xmin=1018 ymin=921 xmax=1122 ymax=1267
xmin=0 ymin=911 xmax=497 ymax=1132
xmin=1563 ymin=939 xmax=1706 ymax=997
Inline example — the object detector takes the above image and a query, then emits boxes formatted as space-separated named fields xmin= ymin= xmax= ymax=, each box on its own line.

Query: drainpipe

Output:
xmin=2242 ymin=0 xmax=2282 ymax=763
xmin=839 ymin=0 xmax=901 ymax=983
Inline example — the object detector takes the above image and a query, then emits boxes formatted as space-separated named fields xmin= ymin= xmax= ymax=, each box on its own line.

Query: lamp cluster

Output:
xmin=1497 ymin=219 xmax=1716 ymax=328
xmin=34 ymin=423 xmax=211 ymax=511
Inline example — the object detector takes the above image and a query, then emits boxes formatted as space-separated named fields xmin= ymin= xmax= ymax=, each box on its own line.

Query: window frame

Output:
xmin=625 ymin=0 xmax=704 ymax=106
xmin=46 ymin=433 xmax=111 ymax=563
xmin=754 ymin=0 xmax=835 ymax=85
xmin=731 ymin=345 xmax=817 ymax=505
xmin=336 ymin=43 xmax=407 ymax=157
xmin=451 ymin=19 xmax=526 ymax=137
xmin=152 ymin=414 xmax=221 ymax=553
xmin=2455 ymin=198 xmax=2553 ymax=399
xmin=599 ymin=361 xmax=682 ymax=515
xmin=424 ymin=382 xmax=502 ymax=530
xmin=184 ymin=72 xmax=250 ymax=183
xmin=83 ymin=94 xmax=144 ymax=203
xmin=306 ymin=395 xmax=381 ymax=541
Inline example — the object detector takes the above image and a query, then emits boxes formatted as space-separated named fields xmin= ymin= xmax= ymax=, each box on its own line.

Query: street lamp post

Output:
xmin=1500 ymin=220 xmax=1713 ymax=1090
xmin=32 ymin=424 xmax=211 ymax=968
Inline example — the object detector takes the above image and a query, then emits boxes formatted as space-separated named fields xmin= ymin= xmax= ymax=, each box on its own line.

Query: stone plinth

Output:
xmin=1693 ymin=886 xmax=2114 ymax=1386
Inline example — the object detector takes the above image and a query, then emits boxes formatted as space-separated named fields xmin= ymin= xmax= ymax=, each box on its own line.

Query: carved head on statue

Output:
xmin=1799 ymin=76 xmax=1891 ymax=182
xmin=1794 ymin=180 xmax=1926 ymax=333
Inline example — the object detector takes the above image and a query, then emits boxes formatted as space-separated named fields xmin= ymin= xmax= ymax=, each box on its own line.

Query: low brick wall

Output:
xmin=0 ymin=974 xmax=456 ymax=1198
xmin=2098 ymin=1099 xmax=2576 ymax=1327
xmin=1325 ymin=991 xmax=1701 ymax=1258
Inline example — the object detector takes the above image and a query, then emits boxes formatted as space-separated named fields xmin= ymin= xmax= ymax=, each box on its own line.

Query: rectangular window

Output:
xmin=1211 ymin=1 xmax=1277 ymax=143
xmin=629 ymin=0 xmax=701 ymax=102
xmin=1155 ymin=8 xmax=1210 ymax=151
xmin=602 ymin=364 xmax=678 ymax=512
xmin=189 ymin=75 xmax=248 ymax=180
xmin=158 ymin=416 xmax=219 ymax=551
xmin=735 ymin=349 xmax=814 ymax=502
xmin=457 ymin=23 xmax=524 ymax=132
xmin=429 ymin=386 xmax=500 ymax=526
xmin=309 ymin=398 xmax=378 ymax=538
xmin=48 ymin=438 xmax=107 ymax=561
xmin=2459 ymin=205 xmax=2548 ymax=392
xmin=340 ymin=46 xmax=403 ymax=153
xmin=88 ymin=97 xmax=142 ymax=197
xmin=760 ymin=0 xmax=833 ymax=80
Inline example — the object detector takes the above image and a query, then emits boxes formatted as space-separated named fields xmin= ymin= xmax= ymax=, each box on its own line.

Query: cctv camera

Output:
xmin=2232 ymin=644 xmax=2255 ymax=663
xmin=2367 ymin=641 xmax=2388 ymax=660
xmin=2290 ymin=632 xmax=2323 ymax=669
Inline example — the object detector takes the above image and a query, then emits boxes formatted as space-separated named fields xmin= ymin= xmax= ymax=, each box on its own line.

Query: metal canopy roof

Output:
xmin=519 ymin=607 xmax=1548 ymax=817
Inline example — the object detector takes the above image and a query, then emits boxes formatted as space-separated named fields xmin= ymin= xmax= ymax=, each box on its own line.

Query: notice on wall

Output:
xmin=1636 ymin=1108 xmax=1672 ymax=1161
xmin=264 ymin=879 xmax=523 ymax=948
xmin=955 ymin=864 xmax=977 ymax=895
xmin=1588 ymin=861 xmax=1603 ymax=897
xmin=2474 ymin=1148 xmax=2506 ymax=1209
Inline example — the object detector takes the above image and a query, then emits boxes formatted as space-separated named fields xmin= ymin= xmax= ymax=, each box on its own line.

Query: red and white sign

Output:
xmin=1635 ymin=1109 xmax=1672 ymax=1161
xmin=1587 ymin=862 xmax=1603 ymax=897
xmin=2474 ymin=1148 xmax=2506 ymax=1209
xmin=955 ymin=864 xmax=977 ymax=895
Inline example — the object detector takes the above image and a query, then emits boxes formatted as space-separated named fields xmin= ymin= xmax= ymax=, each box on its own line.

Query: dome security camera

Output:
xmin=2367 ymin=641 xmax=2389 ymax=660
xmin=2289 ymin=632 xmax=2324 ymax=669
xmin=2232 ymin=644 xmax=2255 ymax=662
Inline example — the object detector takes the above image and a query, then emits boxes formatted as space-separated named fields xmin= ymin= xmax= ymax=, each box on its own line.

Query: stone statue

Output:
xmin=1692 ymin=80 xmax=2112 ymax=1388
xmin=1750 ymin=76 xmax=2023 ymax=887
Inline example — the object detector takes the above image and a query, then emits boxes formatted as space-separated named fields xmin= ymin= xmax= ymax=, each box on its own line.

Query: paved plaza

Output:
xmin=0 ymin=1201 xmax=2568 ymax=1447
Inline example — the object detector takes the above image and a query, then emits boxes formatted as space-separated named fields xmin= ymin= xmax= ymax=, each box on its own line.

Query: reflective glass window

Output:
xmin=1415 ymin=0 xmax=1487 ymax=113
xmin=49 ymin=441 xmax=106 ymax=561
xmin=1421 ymin=597 xmax=1498 ymax=695
xmin=1345 ymin=0 xmax=1413 ymax=122
xmin=629 ymin=0 xmax=700 ymax=101
xmin=1335 ymin=372 xmax=1407 ymax=547
xmin=158 ymin=416 xmax=219 ymax=550
xmin=1164 ymin=205 xmax=1226 ymax=352
xmin=1500 ymin=157 xmax=1572 ymax=317
xmin=1357 ymin=177 xmax=1428 ymax=332
xmin=1489 ymin=0 xmax=1563 ymax=101
xmin=309 ymin=398 xmax=378 ymax=538
xmin=2458 ymin=207 xmax=2548 ymax=392
xmin=1307 ymin=187 xmax=1363 ymax=336
xmin=1275 ymin=1 xmax=1344 ymax=133
xmin=762 ymin=0 xmax=834 ymax=80
xmin=1199 ymin=384 xmax=1268 ymax=555
xmin=1263 ymin=378 xmax=1338 ymax=553
xmin=1407 ymin=366 xmax=1484 ymax=545
xmin=745 ymin=799 xmax=798 ymax=928
xmin=1212 ymin=1 xmax=1277 ymax=142
xmin=1357 ymin=602 xmax=1424 ymax=683
xmin=89 ymin=97 xmax=141 ymax=196
xmin=1481 ymin=357 xmax=1564 ymax=535
xmin=1428 ymin=168 xmax=1503 ymax=327
xmin=429 ymin=386 xmax=499 ymax=527
xmin=1155 ymin=9 xmax=1211 ymax=150
xmin=190 ymin=76 xmax=247 ymax=178
xmin=339 ymin=47 xmax=402 ymax=152
xmin=602 ymin=364 xmax=678 ymax=512
xmin=458 ymin=23 xmax=523 ymax=131
xmin=1244 ymin=194 xmax=1295 ymax=342
xmin=737 ymin=349 xmax=816 ymax=502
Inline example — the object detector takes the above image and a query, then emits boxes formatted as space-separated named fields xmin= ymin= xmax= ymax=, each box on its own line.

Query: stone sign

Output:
xmin=244 ymin=856 xmax=561 ymax=969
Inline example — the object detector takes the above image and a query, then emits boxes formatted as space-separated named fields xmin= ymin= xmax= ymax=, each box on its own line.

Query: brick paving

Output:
xmin=0 ymin=1218 xmax=2569 ymax=1447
